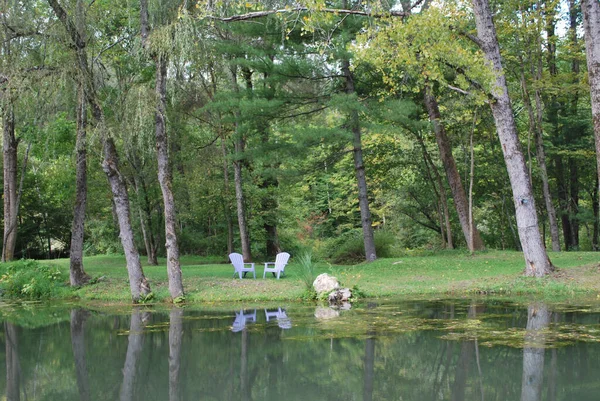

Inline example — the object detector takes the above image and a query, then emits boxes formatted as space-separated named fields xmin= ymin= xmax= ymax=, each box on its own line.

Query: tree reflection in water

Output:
xmin=521 ymin=303 xmax=551 ymax=401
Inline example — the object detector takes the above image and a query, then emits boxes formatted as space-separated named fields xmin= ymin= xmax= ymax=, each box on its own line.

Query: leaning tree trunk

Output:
xmin=342 ymin=59 xmax=377 ymax=262
xmin=471 ymin=0 xmax=553 ymax=276
xmin=169 ymin=308 xmax=183 ymax=401
xmin=582 ymin=0 xmax=600 ymax=232
xmin=154 ymin=54 xmax=184 ymax=299
xmin=69 ymin=79 xmax=91 ymax=286
xmin=48 ymin=0 xmax=151 ymax=302
xmin=2 ymin=104 xmax=18 ymax=262
xmin=424 ymin=86 xmax=485 ymax=251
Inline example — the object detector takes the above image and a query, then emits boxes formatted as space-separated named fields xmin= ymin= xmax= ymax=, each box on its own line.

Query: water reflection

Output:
xmin=232 ymin=309 xmax=257 ymax=332
xmin=521 ymin=303 xmax=551 ymax=401
xmin=5 ymin=322 xmax=20 ymax=401
xmin=70 ymin=309 xmax=90 ymax=401
xmin=264 ymin=308 xmax=291 ymax=329
xmin=2 ymin=300 xmax=600 ymax=400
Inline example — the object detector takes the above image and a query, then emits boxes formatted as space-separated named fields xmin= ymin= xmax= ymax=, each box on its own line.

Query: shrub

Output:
xmin=0 ymin=260 xmax=69 ymax=300
xmin=328 ymin=230 xmax=397 ymax=264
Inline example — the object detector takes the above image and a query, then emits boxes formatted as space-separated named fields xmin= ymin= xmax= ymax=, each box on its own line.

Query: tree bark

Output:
xmin=342 ymin=59 xmax=377 ymax=261
xmin=154 ymin=54 xmax=184 ymax=299
xmin=140 ymin=0 xmax=183 ymax=299
xmin=228 ymin=65 xmax=252 ymax=262
xmin=2 ymin=104 xmax=18 ymax=262
xmin=69 ymin=79 xmax=91 ymax=286
xmin=221 ymin=136 xmax=234 ymax=255
xmin=520 ymin=63 xmax=561 ymax=251
xmin=423 ymin=86 xmax=484 ymax=251
xmin=471 ymin=0 xmax=553 ymax=276
xmin=582 ymin=0 xmax=600 ymax=239
xmin=48 ymin=0 xmax=151 ymax=301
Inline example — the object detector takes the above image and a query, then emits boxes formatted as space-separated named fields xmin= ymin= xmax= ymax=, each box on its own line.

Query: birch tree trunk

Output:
xmin=342 ymin=59 xmax=377 ymax=261
xmin=471 ymin=0 xmax=553 ymax=276
xmin=424 ymin=86 xmax=485 ymax=251
xmin=48 ymin=0 xmax=151 ymax=301
xmin=582 ymin=0 xmax=600 ymax=225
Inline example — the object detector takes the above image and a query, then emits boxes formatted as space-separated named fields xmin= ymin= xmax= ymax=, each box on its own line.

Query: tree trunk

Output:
xmin=342 ymin=59 xmax=377 ymax=262
xmin=582 ymin=0 xmax=600 ymax=237
xmin=520 ymin=67 xmax=561 ymax=251
xmin=70 ymin=309 xmax=91 ymax=401
xmin=228 ymin=65 xmax=252 ymax=262
xmin=132 ymin=175 xmax=158 ymax=265
xmin=221 ymin=137 xmax=234 ymax=255
xmin=521 ymin=303 xmax=550 ymax=401
xmin=154 ymin=54 xmax=184 ymax=299
xmin=69 ymin=80 xmax=91 ymax=286
xmin=48 ymin=0 xmax=151 ymax=301
xmin=593 ymin=177 xmax=599 ymax=251
xmin=423 ymin=86 xmax=484 ymax=251
xmin=471 ymin=0 xmax=553 ymax=276
xmin=2 ymin=104 xmax=18 ymax=262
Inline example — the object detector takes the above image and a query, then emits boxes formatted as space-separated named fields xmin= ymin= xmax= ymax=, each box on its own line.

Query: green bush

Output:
xmin=328 ymin=230 xmax=397 ymax=264
xmin=0 ymin=260 xmax=69 ymax=300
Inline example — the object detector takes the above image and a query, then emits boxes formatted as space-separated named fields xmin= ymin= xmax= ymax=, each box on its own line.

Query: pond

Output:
xmin=1 ymin=299 xmax=600 ymax=400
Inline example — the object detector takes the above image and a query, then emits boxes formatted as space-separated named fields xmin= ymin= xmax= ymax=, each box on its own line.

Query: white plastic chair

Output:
xmin=229 ymin=253 xmax=256 ymax=279
xmin=263 ymin=252 xmax=290 ymax=279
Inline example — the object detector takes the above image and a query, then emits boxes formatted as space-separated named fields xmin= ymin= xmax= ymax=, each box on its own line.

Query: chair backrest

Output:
xmin=229 ymin=253 xmax=244 ymax=271
xmin=274 ymin=252 xmax=290 ymax=270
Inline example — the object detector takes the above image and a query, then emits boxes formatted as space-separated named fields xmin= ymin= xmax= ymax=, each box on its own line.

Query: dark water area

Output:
xmin=1 ymin=299 xmax=600 ymax=401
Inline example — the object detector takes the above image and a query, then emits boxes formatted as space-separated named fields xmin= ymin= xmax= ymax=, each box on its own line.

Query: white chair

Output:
xmin=229 ymin=252 xmax=256 ymax=279
xmin=263 ymin=252 xmax=290 ymax=279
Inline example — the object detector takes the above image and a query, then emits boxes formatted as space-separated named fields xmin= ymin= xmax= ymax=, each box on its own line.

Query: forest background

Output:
xmin=1 ymin=0 xmax=599 ymax=296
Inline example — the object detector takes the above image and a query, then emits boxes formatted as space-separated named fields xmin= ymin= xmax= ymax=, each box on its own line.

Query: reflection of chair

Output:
xmin=264 ymin=308 xmax=292 ymax=329
xmin=263 ymin=252 xmax=290 ymax=279
xmin=229 ymin=253 xmax=256 ymax=279
xmin=232 ymin=309 xmax=257 ymax=332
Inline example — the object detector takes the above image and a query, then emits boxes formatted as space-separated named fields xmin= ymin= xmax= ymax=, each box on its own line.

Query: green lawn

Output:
xmin=39 ymin=250 xmax=600 ymax=304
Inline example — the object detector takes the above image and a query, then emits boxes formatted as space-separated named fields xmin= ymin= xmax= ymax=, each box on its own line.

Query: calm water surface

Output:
xmin=1 ymin=299 xmax=600 ymax=400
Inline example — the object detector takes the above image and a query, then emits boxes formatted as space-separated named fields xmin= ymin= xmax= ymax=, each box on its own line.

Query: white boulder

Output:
xmin=313 ymin=273 xmax=339 ymax=295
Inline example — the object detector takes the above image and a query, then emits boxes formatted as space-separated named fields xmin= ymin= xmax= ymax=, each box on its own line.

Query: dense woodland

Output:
xmin=2 ymin=0 xmax=600 ymax=298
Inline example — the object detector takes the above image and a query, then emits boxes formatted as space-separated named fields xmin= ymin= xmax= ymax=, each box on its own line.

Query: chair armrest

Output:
xmin=264 ymin=262 xmax=275 ymax=266
xmin=243 ymin=263 xmax=255 ymax=268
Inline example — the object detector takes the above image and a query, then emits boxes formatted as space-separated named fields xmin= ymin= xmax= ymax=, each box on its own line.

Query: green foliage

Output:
xmin=0 ymin=260 xmax=69 ymax=300
xmin=297 ymin=251 xmax=316 ymax=292
xmin=328 ymin=230 xmax=397 ymax=264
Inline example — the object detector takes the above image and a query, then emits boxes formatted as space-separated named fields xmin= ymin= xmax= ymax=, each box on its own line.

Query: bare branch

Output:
xmin=209 ymin=7 xmax=408 ymax=23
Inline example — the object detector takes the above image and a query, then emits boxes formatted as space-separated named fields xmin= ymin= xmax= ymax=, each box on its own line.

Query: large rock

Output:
xmin=313 ymin=273 xmax=339 ymax=295
xmin=328 ymin=288 xmax=352 ymax=305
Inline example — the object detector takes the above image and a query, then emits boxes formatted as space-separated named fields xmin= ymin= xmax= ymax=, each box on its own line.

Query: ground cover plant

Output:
xmin=12 ymin=251 xmax=594 ymax=304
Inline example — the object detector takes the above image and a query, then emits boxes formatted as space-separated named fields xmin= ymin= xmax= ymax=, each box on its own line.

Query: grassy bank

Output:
xmin=11 ymin=250 xmax=592 ymax=304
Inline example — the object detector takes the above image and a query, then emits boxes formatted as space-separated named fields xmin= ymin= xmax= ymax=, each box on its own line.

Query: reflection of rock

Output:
xmin=313 ymin=273 xmax=339 ymax=294
xmin=314 ymin=307 xmax=340 ymax=320
xmin=328 ymin=288 xmax=352 ymax=305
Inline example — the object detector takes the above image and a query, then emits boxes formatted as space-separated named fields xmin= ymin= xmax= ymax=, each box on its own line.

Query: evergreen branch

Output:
xmin=279 ymin=106 xmax=328 ymax=120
